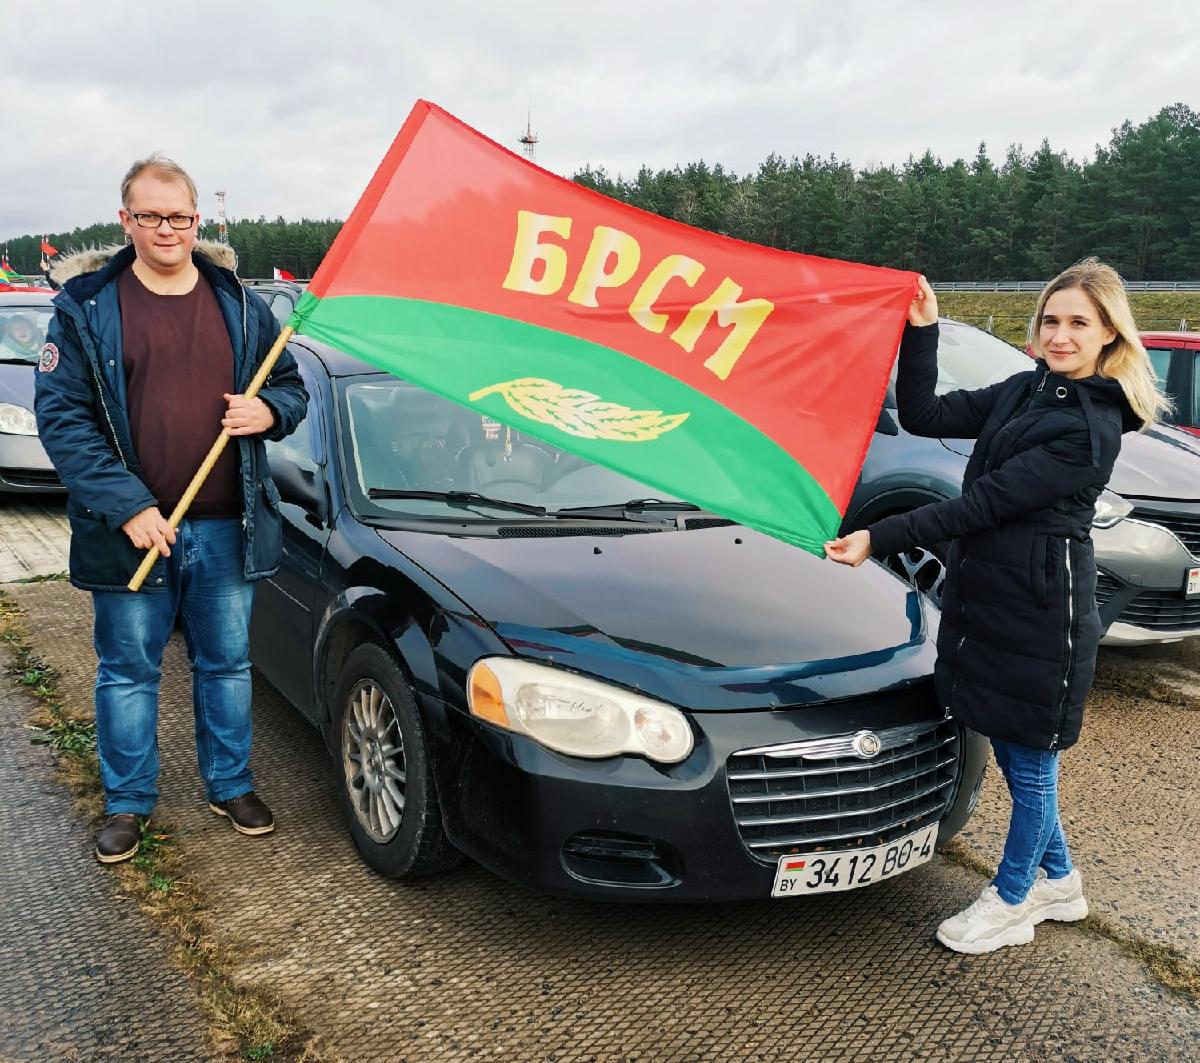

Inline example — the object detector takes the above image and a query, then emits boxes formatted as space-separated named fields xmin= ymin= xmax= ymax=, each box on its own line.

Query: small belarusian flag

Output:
xmin=290 ymin=101 xmax=917 ymax=554
xmin=41 ymin=238 xmax=58 ymax=257
xmin=273 ymin=267 xmax=296 ymax=281
xmin=782 ymin=858 xmax=807 ymax=872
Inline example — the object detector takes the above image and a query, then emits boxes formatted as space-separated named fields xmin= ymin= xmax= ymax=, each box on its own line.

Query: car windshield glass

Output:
xmin=933 ymin=322 xmax=1033 ymax=395
xmin=0 ymin=306 xmax=53 ymax=364
xmin=340 ymin=378 xmax=688 ymax=518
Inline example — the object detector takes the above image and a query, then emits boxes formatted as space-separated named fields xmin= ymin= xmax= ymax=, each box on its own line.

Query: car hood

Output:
xmin=1108 ymin=426 xmax=1200 ymax=500
xmin=941 ymin=424 xmax=1200 ymax=500
xmin=377 ymin=524 xmax=936 ymax=710
xmin=0 ymin=361 xmax=36 ymax=408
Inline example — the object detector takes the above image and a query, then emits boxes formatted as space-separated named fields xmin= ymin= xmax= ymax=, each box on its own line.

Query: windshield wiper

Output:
xmin=551 ymin=497 xmax=704 ymax=518
xmin=366 ymin=488 xmax=547 ymax=516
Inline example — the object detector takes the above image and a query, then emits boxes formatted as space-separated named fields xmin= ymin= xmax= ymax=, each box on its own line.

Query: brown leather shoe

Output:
xmin=209 ymin=791 xmax=275 ymax=836
xmin=95 ymin=813 xmax=144 ymax=864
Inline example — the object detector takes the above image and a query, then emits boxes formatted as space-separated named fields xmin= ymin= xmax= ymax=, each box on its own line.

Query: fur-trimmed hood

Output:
xmin=50 ymin=239 xmax=237 ymax=284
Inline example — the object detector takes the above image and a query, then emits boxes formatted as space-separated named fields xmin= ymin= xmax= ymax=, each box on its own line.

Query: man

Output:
xmin=34 ymin=155 xmax=308 ymax=863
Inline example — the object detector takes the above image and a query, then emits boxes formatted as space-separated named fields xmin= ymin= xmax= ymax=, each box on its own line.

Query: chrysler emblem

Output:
xmin=851 ymin=731 xmax=883 ymax=759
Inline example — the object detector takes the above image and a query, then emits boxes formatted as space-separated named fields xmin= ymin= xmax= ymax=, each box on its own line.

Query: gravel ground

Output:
xmin=2 ymin=579 xmax=1197 ymax=1062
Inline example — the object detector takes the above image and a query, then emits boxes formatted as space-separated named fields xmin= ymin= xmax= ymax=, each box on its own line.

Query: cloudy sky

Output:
xmin=4 ymin=0 xmax=1196 ymax=240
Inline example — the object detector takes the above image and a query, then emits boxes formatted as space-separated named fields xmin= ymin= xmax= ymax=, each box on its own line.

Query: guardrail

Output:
xmin=933 ymin=280 xmax=1200 ymax=292
xmin=946 ymin=314 xmax=1192 ymax=338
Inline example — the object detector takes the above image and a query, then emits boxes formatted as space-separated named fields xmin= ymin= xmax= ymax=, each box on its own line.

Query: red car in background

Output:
xmin=1141 ymin=332 xmax=1200 ymax=438
xmin=1022 ymin=330 xmax=1199 ymax=437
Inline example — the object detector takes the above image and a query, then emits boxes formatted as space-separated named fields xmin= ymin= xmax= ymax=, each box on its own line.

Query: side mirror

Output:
xmin=271 ymin=456 xmax=327 ymax=522
xmin=874 ymin=407 xmax=899 ymax=436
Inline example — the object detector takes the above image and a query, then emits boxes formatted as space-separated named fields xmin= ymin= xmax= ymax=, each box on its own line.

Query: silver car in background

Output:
xmin=0 ymin=291 xmax=62 ymax=493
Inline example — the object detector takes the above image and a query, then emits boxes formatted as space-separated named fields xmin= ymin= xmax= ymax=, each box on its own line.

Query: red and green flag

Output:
xmin=291 ymin=100 xmax=918 ymax=554
xmin=0 ymin=259 xmax=19 ymax=284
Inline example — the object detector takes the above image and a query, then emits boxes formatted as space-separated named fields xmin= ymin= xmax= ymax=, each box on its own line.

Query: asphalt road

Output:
xmin=1 ymin=500 xmax=1197 ymax=1062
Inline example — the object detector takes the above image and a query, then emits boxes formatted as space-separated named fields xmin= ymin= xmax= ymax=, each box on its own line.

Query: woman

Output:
xmin=825 ymin=259 xmax=1167 ymax=955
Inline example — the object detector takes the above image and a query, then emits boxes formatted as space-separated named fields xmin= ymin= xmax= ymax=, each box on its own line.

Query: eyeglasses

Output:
xmin=126 ymin=211 xmax=197 ymax=230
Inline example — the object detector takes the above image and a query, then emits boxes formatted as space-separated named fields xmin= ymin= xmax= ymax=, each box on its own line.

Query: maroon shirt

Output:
xmin=118 ymin=267 xmax=240 ymax=517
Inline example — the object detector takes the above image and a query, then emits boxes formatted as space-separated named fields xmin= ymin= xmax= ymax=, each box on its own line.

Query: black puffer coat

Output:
xmin=869 ymin=322 xmax=1141 ymax=751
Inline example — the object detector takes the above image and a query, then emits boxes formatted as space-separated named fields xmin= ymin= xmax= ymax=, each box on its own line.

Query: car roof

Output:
xmin=288 ymin=334 xmax=381 ymax=378
xmin=0 ymin=290 xmax=55 ymax=304
xmin=1139 ymin=331 xmax=1200 ymax=347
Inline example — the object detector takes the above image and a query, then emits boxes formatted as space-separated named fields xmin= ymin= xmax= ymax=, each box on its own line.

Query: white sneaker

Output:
xmin=1025 ymin=868 xmax=1088 ymax=924
xmin=936 ymin=885 xmax=1035 ymax=954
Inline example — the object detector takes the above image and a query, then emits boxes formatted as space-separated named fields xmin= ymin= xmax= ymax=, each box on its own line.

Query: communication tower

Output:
xmin=518 ymin=109 xmax=538 ymax=162
xmin=214 ymin=190 xmax=229 ymax=244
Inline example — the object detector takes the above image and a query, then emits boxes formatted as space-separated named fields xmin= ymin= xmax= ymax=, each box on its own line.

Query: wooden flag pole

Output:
xmin=127 ymin=325 xmax=295 ymax=592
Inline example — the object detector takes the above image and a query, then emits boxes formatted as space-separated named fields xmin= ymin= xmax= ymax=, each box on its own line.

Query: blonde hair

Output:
xmin=120 ymin=154 xmax=198 ymax=210
xmin=1031 ymin=257 xmax=1171 ymax=429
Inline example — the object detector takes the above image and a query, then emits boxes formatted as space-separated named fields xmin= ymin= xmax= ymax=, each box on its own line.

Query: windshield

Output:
xmin=339 ymin=378 xmax=688 ymax=519
xmin=933 ymin=321 xmax=1033 ymax=394
xmin=0 ymin=305 xmax=53 ymax=364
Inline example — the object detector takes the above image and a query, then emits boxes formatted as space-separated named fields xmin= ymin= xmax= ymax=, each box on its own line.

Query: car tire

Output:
xmin=332 ymin=642 xmax=459 ymax=879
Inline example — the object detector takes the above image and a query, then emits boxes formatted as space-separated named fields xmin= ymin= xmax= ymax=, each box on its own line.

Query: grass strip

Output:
xmin=0 ymin=590 xmax=330 ymax=1062
xmin=941 ymin=837 xmax=1200 ymax=1001
xmin=12 ymin=571 xmax=70 ymax=584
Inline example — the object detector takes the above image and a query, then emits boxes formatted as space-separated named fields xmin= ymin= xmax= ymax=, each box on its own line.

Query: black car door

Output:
xmin=251 ymin=358 xmax=330 ymax=720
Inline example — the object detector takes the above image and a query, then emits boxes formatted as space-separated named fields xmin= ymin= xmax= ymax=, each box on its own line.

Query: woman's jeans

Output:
xmin=91 ymin=518 xmax=255 ymax=816
xmin=991 ymin=737 xmax=1074 ymax=904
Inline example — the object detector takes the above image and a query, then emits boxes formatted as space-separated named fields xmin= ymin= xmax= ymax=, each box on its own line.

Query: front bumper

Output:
xmin=436 ymin=686 xmax=990 ymax=902
xmin=1094 ymin=516 xmax=1200 ymax=645
xmin=0 ymin=433 xmax=62 ymax=493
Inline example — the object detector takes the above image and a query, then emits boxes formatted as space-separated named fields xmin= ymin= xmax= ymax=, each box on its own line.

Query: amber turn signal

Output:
xmin=468 ymin=661 xmax=509 ymax=727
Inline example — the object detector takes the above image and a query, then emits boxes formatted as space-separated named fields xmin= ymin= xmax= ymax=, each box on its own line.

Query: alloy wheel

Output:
xmin=884 ymin=545 xmax=946 ymax=603
xmin=342 ymin=679 xmax=407 ymax=842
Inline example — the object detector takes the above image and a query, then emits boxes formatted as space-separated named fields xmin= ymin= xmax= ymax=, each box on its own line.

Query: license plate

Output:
xmin=1186 ymin=567 xmax=1200 ymax=599
xmin=771 ymin=823 xmax=938 ymax=897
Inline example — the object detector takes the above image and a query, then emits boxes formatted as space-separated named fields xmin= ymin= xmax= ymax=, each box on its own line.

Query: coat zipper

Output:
xmin=948 ymin=553 xmax=969 ymax=716
xmin=91 ymin=361 xmax=129 ymax=470
xmin=985 ymin=373 xmax=1046 ymax=471
xmin=1051 ymin=537 xmax=1075 ymax=748
xmin=67 ymin=312 xmax=129 ymax=471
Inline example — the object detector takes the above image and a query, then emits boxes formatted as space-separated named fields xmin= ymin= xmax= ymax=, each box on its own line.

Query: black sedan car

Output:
xmin=249 ymin=337 xmax=989 ymax=901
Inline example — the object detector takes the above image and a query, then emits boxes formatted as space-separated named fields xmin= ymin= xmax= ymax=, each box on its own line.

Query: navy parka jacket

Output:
xmin=868 ymin=322 xmax=1141 ymax=751
xmin=34 ymin=242 xmax=309 ymax=592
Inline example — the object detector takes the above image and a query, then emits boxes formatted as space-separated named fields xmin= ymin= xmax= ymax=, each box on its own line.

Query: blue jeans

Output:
xmin=990 ymin=737 xmax=1074 ymax=904
xmin=91 ymin=518 xmax=256 ymax=815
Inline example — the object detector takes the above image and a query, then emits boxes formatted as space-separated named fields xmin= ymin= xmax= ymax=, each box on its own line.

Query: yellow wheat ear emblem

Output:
xmin=468 ymin=378 xmax=689 ymax=442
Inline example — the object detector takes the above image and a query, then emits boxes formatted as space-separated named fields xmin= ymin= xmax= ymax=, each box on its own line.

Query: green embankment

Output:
xmin=938 ymin=292 xmax=1200 ymax=348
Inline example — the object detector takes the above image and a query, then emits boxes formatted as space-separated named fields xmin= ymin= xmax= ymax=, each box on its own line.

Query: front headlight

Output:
xmin=0 ymin=402 xmax=37 ymax=436
xmin=467 ymin=658 xmax=694 ymax=764
xmin=1093 ymin=488 xmax=1132 ymax=529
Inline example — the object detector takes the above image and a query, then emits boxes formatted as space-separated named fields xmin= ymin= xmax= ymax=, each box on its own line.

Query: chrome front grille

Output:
xmin=727 ymin=719 xmax=961 ymax=863
xmin=1098 ymin=570 xmax=1200 ymax=630
xmin=0 ymin=468 xmax=62 ymax=489
xmin=1115 ymin=588 xmax=1200 ymax=630
xmin=1095 ymin=570 xmax=1120 ymax=608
